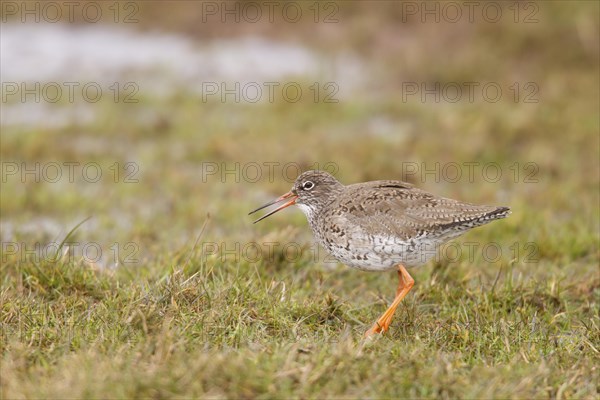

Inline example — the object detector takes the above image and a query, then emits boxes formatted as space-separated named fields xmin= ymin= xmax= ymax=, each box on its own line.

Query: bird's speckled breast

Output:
xmin=304 ymin=207 xmax=458 ymax=271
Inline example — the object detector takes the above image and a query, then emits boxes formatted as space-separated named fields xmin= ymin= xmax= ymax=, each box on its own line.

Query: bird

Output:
xmin=249 ymin=170 xmax=510 ymax=337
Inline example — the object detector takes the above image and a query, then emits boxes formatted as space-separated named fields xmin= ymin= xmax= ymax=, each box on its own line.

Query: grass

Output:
xmin=2 ymin=1 xmax=599 ymax=398
xmin=2 ymin=254 xmax=598 ymax=398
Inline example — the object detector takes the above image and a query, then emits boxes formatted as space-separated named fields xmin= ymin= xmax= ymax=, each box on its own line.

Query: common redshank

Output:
xmin=249 ymin=170 xmax=510 ymax=337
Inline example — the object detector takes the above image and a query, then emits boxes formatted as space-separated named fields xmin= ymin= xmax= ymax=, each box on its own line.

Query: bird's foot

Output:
xmin=364 ymin=320 xmax=389 ymax=338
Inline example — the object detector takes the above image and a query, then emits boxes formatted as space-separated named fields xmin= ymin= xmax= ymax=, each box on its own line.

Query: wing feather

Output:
xmin=331 ymin=180 xmax=506 ymax=239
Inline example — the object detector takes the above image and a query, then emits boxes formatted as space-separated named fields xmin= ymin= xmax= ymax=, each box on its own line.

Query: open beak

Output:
xmin=248 ymin=191 xmax=298 ymax=224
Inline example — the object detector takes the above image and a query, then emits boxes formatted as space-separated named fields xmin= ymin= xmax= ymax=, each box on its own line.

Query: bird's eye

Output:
xmin=302 ymin=181 xmax=315 ymax=190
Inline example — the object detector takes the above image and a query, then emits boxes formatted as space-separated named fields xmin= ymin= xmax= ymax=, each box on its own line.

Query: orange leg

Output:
xmin=364 ymin=264 xmax=414 ymax=337
xmin=395 ymin=269 xmax=404 ymax=297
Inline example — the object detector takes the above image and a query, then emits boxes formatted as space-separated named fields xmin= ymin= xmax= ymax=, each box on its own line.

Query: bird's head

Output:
xmin=249 ymin=170 xmax=343 ymax=223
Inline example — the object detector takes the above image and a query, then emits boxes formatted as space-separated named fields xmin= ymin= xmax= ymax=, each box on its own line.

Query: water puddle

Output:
xmin=1 ymin=23 xmax=364 ymax=127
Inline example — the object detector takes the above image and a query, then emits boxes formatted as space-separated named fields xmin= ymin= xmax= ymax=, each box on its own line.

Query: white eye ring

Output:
xmin=302 ymin=181 xmax=315 ymax=190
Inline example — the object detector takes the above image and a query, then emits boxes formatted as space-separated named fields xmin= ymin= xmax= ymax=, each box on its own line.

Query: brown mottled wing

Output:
xmin=335 ymin=180 xmax=509 ymax=240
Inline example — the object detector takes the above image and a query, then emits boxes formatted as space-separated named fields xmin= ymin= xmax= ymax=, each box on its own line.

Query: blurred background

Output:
xmin=1 ymin=1 xmax=598 ymax=274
